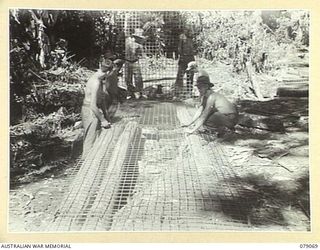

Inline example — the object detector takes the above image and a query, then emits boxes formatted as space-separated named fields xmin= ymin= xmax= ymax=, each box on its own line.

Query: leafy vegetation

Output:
xmin=9 ymin=9 xmax=309 ymax=179
xmin=185 ymin=11 xmax=309 ymax=71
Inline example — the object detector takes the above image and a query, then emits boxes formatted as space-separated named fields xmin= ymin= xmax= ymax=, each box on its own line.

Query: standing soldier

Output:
xmin=81 ymin=58 xmax=113 ymax=158
xmin=125 ymin=28 xmax=145 ymax=99
xmin=174 ymin=28 xmax=195 ymax=99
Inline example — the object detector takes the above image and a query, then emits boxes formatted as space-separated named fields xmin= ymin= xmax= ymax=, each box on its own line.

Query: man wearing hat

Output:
xmin=99 ymin=58 xmax=127 ymax=120
xmin=81 ymin=58 xmax=113 ymax=158
xmin=186 ymin=61 xmax=209 ymax=80
xmin=125 ymin=28 xmax=145 ymax=99
xmin=184 ymin=73 xmax=238 ymax=135
xmin=186 ymin=61 xmax=210 ymax=96
xmin=112 ymin=59 xmax=127 ymax=103
xmin=103 ymin=59 xmax=125 ymax=104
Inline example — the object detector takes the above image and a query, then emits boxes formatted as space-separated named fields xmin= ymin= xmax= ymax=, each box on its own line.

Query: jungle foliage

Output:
xmin=9 ymin=10 xmax=309 ymax=177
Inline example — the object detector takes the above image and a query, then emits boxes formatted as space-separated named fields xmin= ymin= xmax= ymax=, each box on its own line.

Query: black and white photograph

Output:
xmin=8 ymin=9 xmax=310 ymax=232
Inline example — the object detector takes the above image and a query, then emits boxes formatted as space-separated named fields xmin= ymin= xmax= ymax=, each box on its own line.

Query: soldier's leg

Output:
xmin=125 ymin=62 xmax=135 ymax=97
xmin=204 ymin=112 xmax=238 ymax=137
xmin=175 ymin=62 xmax=187 ymax=97
xmin=133 ymin=62 xmax=143 ymax=93
xmin=81 ymin=106 xmax=101 ymax=158
xmin=205 ymin=112 xmax=236 ymax=128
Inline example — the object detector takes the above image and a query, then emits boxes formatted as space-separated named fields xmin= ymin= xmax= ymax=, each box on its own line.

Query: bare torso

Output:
xmin=83 ymin=71 xmax=106 ymax=107
xmin=202 ymin=90 xmax=237 ymax=114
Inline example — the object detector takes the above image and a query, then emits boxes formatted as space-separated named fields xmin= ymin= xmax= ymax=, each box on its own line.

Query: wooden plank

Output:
xmin=49 ymin=125 xmax=125 ymax=231
xmin=277 ymin=87 xmax=308 ymax=98
xmin=83 ymin=121 xmax=138 ymax=231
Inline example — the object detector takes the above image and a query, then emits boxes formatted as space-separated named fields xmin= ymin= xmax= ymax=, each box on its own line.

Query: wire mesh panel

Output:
xmin=107 ymin=11 xmax=198 ymax=100
xmin=9 ymin=9 xmax=310 ymax=233
xmin=36 ymin=10 xmax=310 ymax=232
xmin=110 ymin=103 xmax=249 ymax=231
xmin=46 ymin=101 xmax=308 ymax=231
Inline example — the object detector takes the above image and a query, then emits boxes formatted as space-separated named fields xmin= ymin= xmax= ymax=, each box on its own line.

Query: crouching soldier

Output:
xmin=184 ymin=73 xmax=238 ymax=136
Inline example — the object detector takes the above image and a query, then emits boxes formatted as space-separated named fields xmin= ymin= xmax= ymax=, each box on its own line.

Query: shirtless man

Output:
xmin=184 ymin=73 xmax=238 ymax=135
xmin=81 ymin=58 xmax=113 ymax=158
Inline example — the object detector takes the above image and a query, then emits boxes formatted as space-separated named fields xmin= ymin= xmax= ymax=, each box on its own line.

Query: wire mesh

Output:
xmin=45 ymin=101 xmax=309 ymax=231
xmin=41 ymin=11 xmax=309 ymax=232
xmin=110 ymin=11 xmax=198 ymax=100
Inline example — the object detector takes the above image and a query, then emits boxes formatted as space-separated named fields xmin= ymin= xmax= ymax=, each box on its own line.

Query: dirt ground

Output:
xmin=9 ymin=59 xmax=309 ymax=232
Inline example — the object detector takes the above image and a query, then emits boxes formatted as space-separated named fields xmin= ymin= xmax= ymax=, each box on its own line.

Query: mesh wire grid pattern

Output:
xmin=49 ymin=123 xmax=130 ymax=231
xmin=47 ymin=101 xmax=308 ymax=231
xmin=39 ymin=11 xmax=309 ymax=231
xmin=9 ymin=10 xmax=310 ymax=232
xmin=112 ymin=11 xmax=198 ymax=99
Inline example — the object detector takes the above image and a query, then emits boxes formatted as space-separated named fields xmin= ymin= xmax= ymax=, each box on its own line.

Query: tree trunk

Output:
xmin=245 ymin=60 xmax=264 ymax=100
xmin=277 ymin=87 xmax=308 ymax=97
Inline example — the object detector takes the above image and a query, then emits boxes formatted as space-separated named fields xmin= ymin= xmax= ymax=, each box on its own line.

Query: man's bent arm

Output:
xmin=185 ymin=105 xmax=203 ymax=126
xmin=187 ymin=96 xmax=214 ymax=133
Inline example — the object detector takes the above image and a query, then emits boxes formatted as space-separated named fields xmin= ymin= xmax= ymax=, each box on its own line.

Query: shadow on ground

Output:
xmin=201 ymin=173 xmax=310 ymax=227
xmin=237 ymin=97 xmax=308 ymax=133
xmin=238 ymin=97 xmax=308 ymax=117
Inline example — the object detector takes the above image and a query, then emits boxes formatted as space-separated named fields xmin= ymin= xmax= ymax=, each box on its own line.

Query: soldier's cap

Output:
xmin=100 ymin=58 xmax=113 ymax=69
xmin=186 ymin=61 xmax=198 ymax=71
xmin=113 ymin=59 xmax=124 ymax=66
xmin=132 ymin=28 xmax=146 ymax=40
xmin=196 ymin=75 xmax=214 ymax=87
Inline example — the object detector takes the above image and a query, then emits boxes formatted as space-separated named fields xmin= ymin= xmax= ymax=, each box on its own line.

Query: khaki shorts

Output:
xmin=204 ymin=112 xmax=238 ymax=130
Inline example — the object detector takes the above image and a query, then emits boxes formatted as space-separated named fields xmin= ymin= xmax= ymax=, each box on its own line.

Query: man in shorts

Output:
xmin=184 ymin=73 xmax=238 ymax=136
xmin=81 ymin=58 xmax=113 ymax=158
xmin=125 ymin=29 xmax=145 ymax=99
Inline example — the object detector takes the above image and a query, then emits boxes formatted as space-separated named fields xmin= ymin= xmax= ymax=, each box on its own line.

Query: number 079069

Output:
xmin=300 ymin=244 xmax=319 ymax=248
